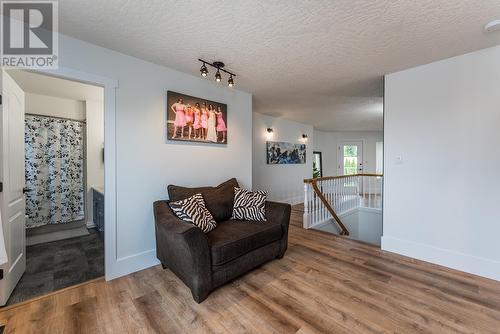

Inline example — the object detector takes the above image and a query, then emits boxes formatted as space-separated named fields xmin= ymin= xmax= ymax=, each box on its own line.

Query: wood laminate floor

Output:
xmin=1 ymin=205 xmax=499 ymax=333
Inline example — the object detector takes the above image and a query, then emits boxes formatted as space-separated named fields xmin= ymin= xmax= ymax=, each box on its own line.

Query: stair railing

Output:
xmin=303 ymin=174 xmax=383 ymax=233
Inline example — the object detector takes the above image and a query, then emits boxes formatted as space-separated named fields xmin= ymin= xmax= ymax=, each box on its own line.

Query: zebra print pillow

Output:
xmin=231 ymin=188 xmax=267 ymax=221
xmin=169 ymin=193 xmax=217 ymax=233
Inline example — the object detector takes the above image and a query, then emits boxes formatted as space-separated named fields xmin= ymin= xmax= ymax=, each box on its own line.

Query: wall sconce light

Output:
xmin=301 ymin=134 xmax=308 ymax=142
xmin=266 ymin=128 xmax=274 ymax=140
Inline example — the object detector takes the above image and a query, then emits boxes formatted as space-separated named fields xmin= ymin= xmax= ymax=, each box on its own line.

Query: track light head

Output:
xmin=215 ymin=69 xmax=222 ymax=82
xmin=200 ymin=63 xmax=208 ymax=77
xmin=228 ymin=75 xmax=234 ymax=87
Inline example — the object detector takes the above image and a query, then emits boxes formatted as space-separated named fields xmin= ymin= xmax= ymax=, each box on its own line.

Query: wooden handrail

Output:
xmin=304 ymin=173 xmax=383 ymax=184
xmin=309 ymin=179 xmax=350 ymax=236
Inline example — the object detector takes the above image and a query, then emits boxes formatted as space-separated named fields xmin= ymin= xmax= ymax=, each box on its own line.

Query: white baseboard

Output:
xmin=281 ymin=196 xmax=303 ymax=205
xmin=382 ymin=236 xmax=500 ymax=281
xmin=86 ymin=220 xmax=96 ymax=228
xmin=106 ymin=249 xmax=159 ymax=281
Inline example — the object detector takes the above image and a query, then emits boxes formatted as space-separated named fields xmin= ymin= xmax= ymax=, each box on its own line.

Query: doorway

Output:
xmin=0 ymin=70 xmax=106 ymax=306
xmin=313 ymin=151 xmax=323 ymax=178
xmin=338 ymin=141 xmax=363 ymax=175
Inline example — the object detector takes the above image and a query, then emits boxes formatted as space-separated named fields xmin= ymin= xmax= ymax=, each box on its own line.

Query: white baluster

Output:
xmin=369 ymin=176 xmax=373 ymax=208
xmin=303 ymin=183 xmax=309 ymax=228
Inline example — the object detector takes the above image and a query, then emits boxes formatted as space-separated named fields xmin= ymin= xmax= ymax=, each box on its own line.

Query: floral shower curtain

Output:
xmin=25 ymin=115 xmax=85 ymax=229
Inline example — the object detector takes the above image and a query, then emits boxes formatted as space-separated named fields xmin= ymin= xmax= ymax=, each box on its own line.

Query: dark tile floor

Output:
xmin=6 ymin=229 xmax=104 ymax=306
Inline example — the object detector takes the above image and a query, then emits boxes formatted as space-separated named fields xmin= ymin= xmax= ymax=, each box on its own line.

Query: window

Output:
xmin=343 ymin=145 xmax=358 ymax=175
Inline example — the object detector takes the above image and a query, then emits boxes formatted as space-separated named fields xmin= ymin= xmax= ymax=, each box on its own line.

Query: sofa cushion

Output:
xmin=168 ymin=178 xmax=239 ymax=222
xmin=207 ymin=220 xmax=283 ymax=266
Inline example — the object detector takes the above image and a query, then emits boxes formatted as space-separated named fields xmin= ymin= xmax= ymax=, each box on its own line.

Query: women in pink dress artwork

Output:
xmin=206 ymin=104 xmax=218 ymax=143
xmin=184 ymin=105 xmax=195 ymax=139
xmin=200 ymin=102 xmax=209 ymax=140
xmin=171 ymin=98 xmax=186 ymax=139
xmin=215 ymin=106 xmax=227 ymax=143
xmin=192 ymin=102 xmax=202 ymax=139
xmin=168 ymin=92 xmax=228 ymax=144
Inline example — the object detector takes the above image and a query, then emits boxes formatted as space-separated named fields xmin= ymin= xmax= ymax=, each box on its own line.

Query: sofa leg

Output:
xmin=191 ymin=289 xmax=210 ymax=304
xmin=277 ymin=246 xmax=287 ymax=259
xmin=161 ymin=263 xmax=168 ymax=269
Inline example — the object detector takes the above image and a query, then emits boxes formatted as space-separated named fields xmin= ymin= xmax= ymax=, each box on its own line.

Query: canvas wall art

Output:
xmin=167 ymin=91 xmax=227 ymax=144
xmin=266 ymin=141 xmax=306 ymax=164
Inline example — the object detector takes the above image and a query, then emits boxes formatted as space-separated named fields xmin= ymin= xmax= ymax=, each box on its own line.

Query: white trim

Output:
xmin=280 ymin=195 xmax=303 ymax=206
xmin=110 ymin=249 xmax=159 ymax=280
xmin=86 ymin=220 xmax=95 ymax=228
xmin=31 ymin=67 xmax=119 ymax=281
xmin=382 ymin=235 xmax=500 ymax=281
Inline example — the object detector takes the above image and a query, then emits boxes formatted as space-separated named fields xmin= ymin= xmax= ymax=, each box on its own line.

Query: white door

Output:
xmin=0 ymin=70 xmax=26 ymax=306
xmin=338 ymin=141 xmax=363 ymax=175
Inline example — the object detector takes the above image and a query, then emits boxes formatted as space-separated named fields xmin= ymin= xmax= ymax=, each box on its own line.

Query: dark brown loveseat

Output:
xmin=153 ymin=178 xmax=291 ymax=303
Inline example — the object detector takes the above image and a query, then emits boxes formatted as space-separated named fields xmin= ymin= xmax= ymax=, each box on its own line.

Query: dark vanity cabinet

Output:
xmin=93 ymin=188 xmax=104 ymax=237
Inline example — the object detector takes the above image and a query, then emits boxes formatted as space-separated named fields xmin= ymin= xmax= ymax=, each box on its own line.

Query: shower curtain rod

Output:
xmin=25 ymin=113 xmax=86 ymax=123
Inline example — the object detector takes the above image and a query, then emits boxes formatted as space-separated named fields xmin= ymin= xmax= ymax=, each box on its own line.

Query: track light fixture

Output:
xmin=198 ymin=59 xmax=236 ymax=87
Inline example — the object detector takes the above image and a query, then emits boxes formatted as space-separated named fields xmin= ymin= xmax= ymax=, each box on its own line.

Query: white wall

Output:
xmin=313 ymin=130 xmax=383 ymax=176
xmin=384 ymin=45 xmax=500 ymax=281
xmin=57 ymin=35 xmax=253 ymax=278
xmin=253 ymin=113 xmax=313 ymax=204
xmin=85 ymin=100 xmax=105 ymax=226
xmin=25 ymin=92 xmax=85 ymax=120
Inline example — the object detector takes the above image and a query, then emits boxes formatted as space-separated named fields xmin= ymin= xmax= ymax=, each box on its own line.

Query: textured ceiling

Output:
xmin=58 ymin=0 xmax=500 ymax=131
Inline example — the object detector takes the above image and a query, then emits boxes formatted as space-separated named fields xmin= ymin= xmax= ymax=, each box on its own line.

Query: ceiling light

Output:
xmin=200 ymin=63 xmax=208 ymax=77
xmin=198 ymin=59 xmax=236 ymax=86
xmin=485 ymin=19 xmax=500 ymax=33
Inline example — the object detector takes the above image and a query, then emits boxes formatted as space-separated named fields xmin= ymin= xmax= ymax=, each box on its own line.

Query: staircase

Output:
xmin=303 ymin=174 xmax=383 ymax=241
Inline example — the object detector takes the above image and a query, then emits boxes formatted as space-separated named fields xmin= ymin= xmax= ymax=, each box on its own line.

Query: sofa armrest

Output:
xmin=153 ymin=200 xmax=212 ymax=302
xmin=265 ymin=201 xmax=291 ymax=257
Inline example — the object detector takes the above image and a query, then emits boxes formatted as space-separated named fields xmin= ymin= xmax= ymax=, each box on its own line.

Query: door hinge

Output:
xmin=0 ymin=182 xmax=2 ymax=192
xmin=0 ymin=94 xmax=2 ymax=105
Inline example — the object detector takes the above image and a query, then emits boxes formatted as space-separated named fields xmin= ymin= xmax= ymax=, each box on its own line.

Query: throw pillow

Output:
xmin=169 ymin=193 xmax=217 ymax=233
xmin=231 ymin=188 xmax=267 ymax=221
xmin=167 ymin=178 xmax=239 ymax=222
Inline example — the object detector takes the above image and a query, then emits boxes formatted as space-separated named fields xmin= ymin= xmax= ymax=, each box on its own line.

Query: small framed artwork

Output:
xmin=266 ymin=141 xmax=306 ymax=164
xmin=167 ymin=91 xmax=227 ymax=144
